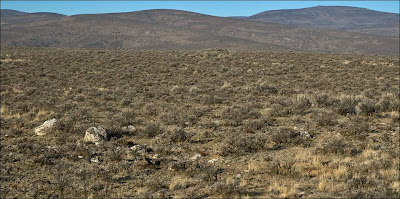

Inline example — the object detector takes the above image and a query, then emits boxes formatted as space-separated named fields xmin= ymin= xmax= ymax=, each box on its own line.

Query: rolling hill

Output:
xmin=243 ymin=6 xmax=399 ymax=37
xmin=1 ymin=8 xmax=399 ymax=56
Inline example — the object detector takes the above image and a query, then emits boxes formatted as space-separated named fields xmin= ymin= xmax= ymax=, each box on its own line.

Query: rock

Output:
xmin=130 ymin=145 xmax=145 ymax=154
xmin=294 ymin=126 xmax=312 ymax=138
xmin=83 ymin=126 xmax=109 ymax=144
xmin=90 ymin=157 xmax=100 ymax=163
xmin=208 ymin=158 xmax=218 ymax=163
xmin=122 ymin=125 xmax=136 ymax=133
xmin=189 ymin=86 xmax=201 ymax=93
xmin=190 ymin=153 xmax=202 ymax=161
xmin=235 ymin=174 xmax=242 ymax=179
xmin=300 ymin=131 xmax=311 ymax=138
xmin=152 ymin=154 xmax=160 ymax=159
xmin=220 ymin=81 xmax=232 ymax=90
xmin=35 ymin=118 xmax=57 ymax=136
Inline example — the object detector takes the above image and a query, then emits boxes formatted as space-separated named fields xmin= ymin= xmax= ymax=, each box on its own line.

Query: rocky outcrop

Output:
xmin=35 ymin=118 xmax=57 ymax=136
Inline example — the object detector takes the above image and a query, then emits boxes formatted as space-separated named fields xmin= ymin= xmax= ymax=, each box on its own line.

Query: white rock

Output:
xmin=130 ymin=145 xmax=142 ymax=151
xmin=78 ymin=155 xmax=83 ymax=159
xmin=152 ymin=154 xmax=160 ymax=159
xmin=35 ymin=118 xmax=57 ymax=136
xmin=300 ymin=131 xmax=311 ymax=138
xmin=130 ymin=145 xmax=145 ymax=153
xmin=208 ymin=158 xmax=218 ymax=163
xmin=83 ymin=126 xmax=109 ymax=144
xmin=190 ymin=153 xmax=202 ymax=161
xmin=220 ymin=81 xmax=232 ymax=90
xmin=90 ymin=157 xmax=100 ymax=163
xmin=122 ymin=125 xmax=136 ymax=133
xmin=235 ymin=174 xmax=242 ymax=179
xmin=189 ymin=86 xmax=201 ymax=93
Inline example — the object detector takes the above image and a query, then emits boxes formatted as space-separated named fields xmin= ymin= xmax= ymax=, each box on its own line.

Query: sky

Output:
xmin=1 ymin=1 xmax=399 ymax=16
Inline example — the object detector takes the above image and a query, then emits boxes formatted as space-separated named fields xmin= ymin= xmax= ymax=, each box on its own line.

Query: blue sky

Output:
xmin=1 ymin=1 xmax=399 ymax=16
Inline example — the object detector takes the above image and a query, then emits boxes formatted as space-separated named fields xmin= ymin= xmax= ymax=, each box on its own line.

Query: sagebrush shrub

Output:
xmin=142 ymin=122 xmax=163 ymax=138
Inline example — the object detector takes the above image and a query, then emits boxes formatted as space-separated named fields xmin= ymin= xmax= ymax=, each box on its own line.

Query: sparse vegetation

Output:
xmin=1 ymin=47 xmax=398 ymax=198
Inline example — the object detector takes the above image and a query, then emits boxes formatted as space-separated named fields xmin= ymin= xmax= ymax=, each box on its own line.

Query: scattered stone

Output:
xmin=294 ymin=126 xmax=312 ymax=138
xmin=152 ymin=154 xmax=160 ymax=159
xmin=83 ymin=126 xmax=109 ymax=144
xmin=78 ymin=155 xmax=83 ymax=159
xmin=299 ymin=131 xmax=311 ymax=138
xmin=189 ymin=86 xmax=201 ymax=93
xmin=235 ymin=174 xmax=242 ymax=179
xmin=221 ymin=81 xmax=232 ymax=90
xmin=130 ymin=145 xmax=145 ymax=154
xmin=35 ymin=118 xmax=57 ymax=136
xmin=190 ymin=153 xmax=202 ymax=161
xmin=122 ymin=125 xmax=136 ymax=133
xmin=296 ymin=192 xmax=306 ymax=197
xmin=247 ymin=68 xmax=253 ymax=72
xmin=90 ymin=157 xmax=100 ymax=163
xmin=208 ymin=158 xmax=218 ymax=164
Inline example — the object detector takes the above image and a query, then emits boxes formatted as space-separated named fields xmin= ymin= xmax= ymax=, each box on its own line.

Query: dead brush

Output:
xmin=292 ymin=94 xmax=312 ymax=114
xmin=221 ymin=134 xmax=266 ymax=155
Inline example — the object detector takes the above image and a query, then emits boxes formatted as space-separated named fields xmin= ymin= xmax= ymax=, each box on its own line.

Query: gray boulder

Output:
xmin=83 ymin=126 xmax=109 ymax=144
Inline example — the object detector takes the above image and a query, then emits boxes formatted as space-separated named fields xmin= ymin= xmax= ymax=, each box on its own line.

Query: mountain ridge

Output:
xmin=1 ymin=7 xmax=398 ymax=56
xmin=244 ymin=6 xmax=399 ymax=37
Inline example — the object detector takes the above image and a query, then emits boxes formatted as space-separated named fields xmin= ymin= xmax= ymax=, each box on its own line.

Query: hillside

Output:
xmin=1 ymin=9 xmax=399 ymax=55
xmin=245 ymin=6 xmax=399 ymax=37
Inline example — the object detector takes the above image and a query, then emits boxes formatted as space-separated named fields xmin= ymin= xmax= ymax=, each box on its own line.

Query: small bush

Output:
xmin=165 ymin=128 xmax=192 ymax=143
xmin=142 ymin=122 xmax=163 ymax=138
xmin=355 ymin=99 xmax=376 ymax=116
xmin=246 ymin=118 xmax=274 ymax=131
xmin=269 ymin=104 xmax=292 ymax=117
xmin=316 ymin=137 xmax=361 ymax=156
xmin=313 ymin=93 xmax=337 ymax=107
xmin=376 ymin=93 xmax=399 ymax=112
xmin=271 ymin=127 xmax=309 ymax=146
xmin=340 ymin=116 xmax=370 ymax=139
xmin=312 ymin=110 xmax=337 ymax=127
xmin=222 ymin=105 xmax=261 ymax=127
xmin=221 ymin=134 xmax=266 ymax=155
xmin=336 ymin=95 xmax=358 ymax=115
xmin=292 ymin=94 xmax=312 ymax=114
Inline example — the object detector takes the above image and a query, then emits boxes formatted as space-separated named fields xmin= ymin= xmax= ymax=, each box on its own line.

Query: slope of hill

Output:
xmin=1 ymin=9 xmax=399 ymax=55
xmin=0 ymin=9 xmax=27 ymax=17
xmin=245 ymin=6 xmax=399 ymax=37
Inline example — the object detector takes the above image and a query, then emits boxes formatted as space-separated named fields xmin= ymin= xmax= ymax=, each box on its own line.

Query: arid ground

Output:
xmin=1 ymin=47 xmax=399 ymax=198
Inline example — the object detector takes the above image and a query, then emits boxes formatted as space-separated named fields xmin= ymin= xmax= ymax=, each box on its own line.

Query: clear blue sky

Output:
xmin=1 ymin=1 xmax=399 ymax=16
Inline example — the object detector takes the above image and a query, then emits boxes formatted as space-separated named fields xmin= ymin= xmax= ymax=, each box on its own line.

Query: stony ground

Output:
xmin=1 ymin=47 xmax=399 ymax=198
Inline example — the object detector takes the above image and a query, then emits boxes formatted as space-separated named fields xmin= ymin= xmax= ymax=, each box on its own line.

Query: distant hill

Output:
xmin=1 ymin=8 xmax=399 ymax=56
xmin=0 ymin=9 xmax=27 ymax=17
xmin=243 ymin=6 xmax=399 ymax=37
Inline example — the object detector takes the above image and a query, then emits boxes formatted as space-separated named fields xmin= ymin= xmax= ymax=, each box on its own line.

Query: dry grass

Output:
xmin=1 ymin=47 xmax=399 ymax=198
